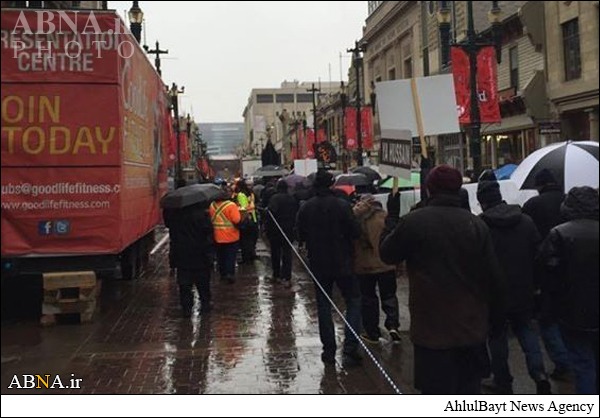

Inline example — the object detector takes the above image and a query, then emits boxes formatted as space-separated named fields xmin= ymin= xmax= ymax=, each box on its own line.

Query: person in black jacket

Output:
xmin=380 ymin=165 xmax=506 ymax=395
xmin=523 ymin=169 xmax=572 ymax=380
xmin=169 ymin=202 xmax=215 ymax=317
xmin=380 ymin=165 xmax=506 ymax=394
xmin=477 ymin=179 xmax=551 ymax=394
xmin=538 ymin=186 xmax=599 ymax=394
xmin=266 ymin=180 xmax=299 ymax=287
xmin=296 ymin=169 xmax=362 ymax=367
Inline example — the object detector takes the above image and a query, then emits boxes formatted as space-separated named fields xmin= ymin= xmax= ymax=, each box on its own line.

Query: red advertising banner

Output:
xmin=451 ymin=46 xmax=501 ymax=124
xmin=0 ymin=10 xmax=139 ymax=84
xmin=1 ymin=83 xmax=121 ymax=167
xmin=1 ymin=167 xmax=122 ymax=255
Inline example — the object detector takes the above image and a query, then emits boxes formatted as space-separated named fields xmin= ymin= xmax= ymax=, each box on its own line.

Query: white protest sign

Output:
xmin=379 ymin=129 xmax=413 ymax=180
xmin=376 ymin=74 xmax=460 ymax=137
xmin=294 ymin=159 xmax=318 ymax=177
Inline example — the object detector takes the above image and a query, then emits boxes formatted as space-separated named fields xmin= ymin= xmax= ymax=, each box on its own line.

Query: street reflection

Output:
xmin=265 ymin=285 xmax=299 ymax=393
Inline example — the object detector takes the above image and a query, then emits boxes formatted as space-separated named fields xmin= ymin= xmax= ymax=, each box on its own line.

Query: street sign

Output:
xmin=379 ymin=129 xmax=413 ymax=180
xmin=538 ymin=121 xmax=561 ymax=135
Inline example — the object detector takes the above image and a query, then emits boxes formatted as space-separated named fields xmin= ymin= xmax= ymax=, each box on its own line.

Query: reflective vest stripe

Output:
xmin=211 ymin=201 xmax=234 ymax=227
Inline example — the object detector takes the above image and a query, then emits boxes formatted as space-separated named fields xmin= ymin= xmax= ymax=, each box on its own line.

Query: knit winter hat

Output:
xmin=425 ymin=165 xmax=463 ymax=195
xmin=477 ymin=179 xmax=503 ymax=207
xmin=313 ymin=169 xmax=334 ymax=189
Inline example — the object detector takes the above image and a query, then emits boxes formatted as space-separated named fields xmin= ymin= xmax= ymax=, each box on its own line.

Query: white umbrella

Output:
xmin=510 ymin=141 xmax=598 ymax=193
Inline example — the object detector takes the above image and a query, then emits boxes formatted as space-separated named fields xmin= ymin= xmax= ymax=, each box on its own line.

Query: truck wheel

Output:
xmin=121 ymin=246 xmax=139 ymax=280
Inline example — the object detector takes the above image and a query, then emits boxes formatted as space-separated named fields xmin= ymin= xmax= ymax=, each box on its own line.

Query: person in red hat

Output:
xmin=380 ymin=164 xmax=506 ymax=394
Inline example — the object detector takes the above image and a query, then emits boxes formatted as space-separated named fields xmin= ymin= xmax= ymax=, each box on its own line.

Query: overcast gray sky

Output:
xmin=110 ymin=2 xmax=367 ymax=123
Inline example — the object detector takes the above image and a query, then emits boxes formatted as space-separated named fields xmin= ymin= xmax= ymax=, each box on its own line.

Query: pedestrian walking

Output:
xmin=538 ymin=186 xmax=599 ymax=394
xmin=296 ymin=169 xmax=362 ymax=367
xmin=209 ymin=193 xmax=241 ymax=284
xmin=353 ymin=194 xmax=401 ymax=344
xmin=266 ymin=179 xmax=298 ymax=287
xmin=234 ymin=179 xmax=259 ymax=264
xmin=168 ymin=202 xmax=214 ymax=317
xmin=477 ymin=179 xmax=552 ymax=394
xmin=523 ymin=169 xmax=572 ymax=380
xmin=380 ymin=165 xmax=506 ymax=395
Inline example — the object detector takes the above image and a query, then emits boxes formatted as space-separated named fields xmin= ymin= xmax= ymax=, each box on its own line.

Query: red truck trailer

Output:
xmin=1 ymin=9 xmax=170 ymax=280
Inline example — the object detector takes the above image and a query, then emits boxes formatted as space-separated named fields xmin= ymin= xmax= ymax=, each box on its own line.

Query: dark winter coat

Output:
xmin=380 ymin=194 xmax=506 ymax=349
xmin=538 ymin=187 xmax=599 ymax=332
xmin=522 ymin=185 xmax=565 ymax=239
xmin=479 ymin=203 xmax=541 ymax=315
xmin=296 ymin=188 xmax=361 ymax=278
xmin=168 ymin=203 xmax=214 ymax=271
xmin=267 ymin=190 xmax=299 ymax=242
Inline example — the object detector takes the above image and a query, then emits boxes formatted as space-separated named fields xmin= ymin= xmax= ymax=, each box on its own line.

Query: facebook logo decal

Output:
xmin=38 ymin=221 xmax=53 ymax=236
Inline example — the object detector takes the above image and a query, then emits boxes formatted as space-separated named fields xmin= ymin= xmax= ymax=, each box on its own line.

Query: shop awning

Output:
xmin=482 ymin=114 xmax=534 ymax=135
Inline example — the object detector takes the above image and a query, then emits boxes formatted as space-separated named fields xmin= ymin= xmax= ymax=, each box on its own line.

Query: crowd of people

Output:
xmin=163 ymin=166 xmax=598 ymax=395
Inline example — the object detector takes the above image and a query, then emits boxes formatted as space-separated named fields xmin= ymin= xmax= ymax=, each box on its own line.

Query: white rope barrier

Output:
xmin=266 ymin=209 xmax=403 ymax=395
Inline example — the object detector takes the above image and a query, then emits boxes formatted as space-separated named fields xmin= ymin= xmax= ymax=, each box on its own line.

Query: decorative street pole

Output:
xmin=168 ymin=83 xmax=185 ymax=187
xmin=306 ymin=83 xmax=321 ymax=136
xmin=348 ymin=40 xmax=366 ymax=166
xmin=438 ymin=1 xmax=502 ymax=178
xmin=340 ymin=81 xmax=348 ymax=172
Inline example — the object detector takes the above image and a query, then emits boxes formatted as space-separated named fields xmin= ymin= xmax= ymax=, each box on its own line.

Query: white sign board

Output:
xmin=379 ymin=129 xmax=413 ymax=180
xmin=376 ymin=74 xmax=460 ymax=137
xmin=294 ymin=159 xmax=318 ymax=177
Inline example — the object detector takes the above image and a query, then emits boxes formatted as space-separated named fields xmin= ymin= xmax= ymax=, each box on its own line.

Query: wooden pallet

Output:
xmin=40 ymin=271 xmax=100 ymax=326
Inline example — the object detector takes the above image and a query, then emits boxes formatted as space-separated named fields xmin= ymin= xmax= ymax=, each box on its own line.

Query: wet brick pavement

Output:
xmin=1 ymin=236 xmax=574 ymax=395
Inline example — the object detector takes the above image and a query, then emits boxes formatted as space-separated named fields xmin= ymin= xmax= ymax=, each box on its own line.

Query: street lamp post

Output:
xmin=168 ymin=83 xmax=185 ymax=187
xmin=438 ymin=1 xmax=502 ymax=178
xmin=128 ymin=1 xmax=143 ymax=44
xmin=348 ymin=41 xmax=366 ymax=166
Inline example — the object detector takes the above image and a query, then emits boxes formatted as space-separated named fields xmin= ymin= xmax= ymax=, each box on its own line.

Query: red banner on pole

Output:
xmin=179 ymin=131 xmax=190 ymax=163
xmin=345 ymin=108 xmax=358 ymax=150
xmin=316 ymin=128 xmax=326 ymax=144
xmin=477 ymin=46 xmax=501 ymax=124
xmin=306 ymin=129 xmax=315 ymax=158
xmin=451 ymin=46 xmax=501 ymax=124
xmin=167 ymin=115 xmax=177 ymax=168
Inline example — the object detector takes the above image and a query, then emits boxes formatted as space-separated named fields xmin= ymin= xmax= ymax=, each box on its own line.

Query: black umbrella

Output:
xmin=510 ymin=141 xmax=599 ymax=192
xmin=351 ymin=166 xmax=382 ymax=183
xmin=160 ymin=184 xmax=227 ymax=209
xmin=334 ymin=173 xmax=371 ymax=187
xmin=253 ymin=165 xmax=289 ymax=178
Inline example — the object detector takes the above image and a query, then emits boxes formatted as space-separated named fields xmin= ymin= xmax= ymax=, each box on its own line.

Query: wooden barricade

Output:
xmin=40 ymin=271 xmax=100 ymax=326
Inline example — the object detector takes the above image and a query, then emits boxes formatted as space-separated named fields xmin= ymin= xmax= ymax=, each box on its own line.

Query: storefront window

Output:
xmin=497 ymin=134 xmax=523 ymax=165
